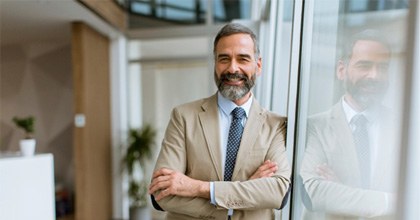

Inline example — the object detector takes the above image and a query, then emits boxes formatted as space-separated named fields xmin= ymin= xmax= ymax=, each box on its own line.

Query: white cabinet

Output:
xmin=0 ymin=154 xmax=55 ymax=220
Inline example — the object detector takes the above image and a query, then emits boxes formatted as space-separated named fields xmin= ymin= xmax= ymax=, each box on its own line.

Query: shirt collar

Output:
xmin=341 ymin=97 xmax=375 ymax=124
xmin=217 ymin=92 xmax=252 ymax=118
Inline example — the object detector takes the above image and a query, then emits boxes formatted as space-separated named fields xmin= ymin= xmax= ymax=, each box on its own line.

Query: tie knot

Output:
xmin=352 ymin=114 xmax=368 ymax=127
xmin=232 ymin=107 xmax=246 ymax=120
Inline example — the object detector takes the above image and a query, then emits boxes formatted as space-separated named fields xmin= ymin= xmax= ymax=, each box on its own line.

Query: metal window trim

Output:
xmin=281 ymin=0 xmax=305 ymax=218
xmin=396 ymin=1 xmax=419 ymax=219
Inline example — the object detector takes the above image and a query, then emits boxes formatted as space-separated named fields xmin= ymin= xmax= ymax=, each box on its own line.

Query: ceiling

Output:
xmin=0 ymin=0 xmax=119 ymax=47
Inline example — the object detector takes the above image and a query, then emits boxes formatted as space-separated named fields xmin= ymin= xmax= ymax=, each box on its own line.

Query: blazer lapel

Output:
xmin=198 ymin=94 xmax=223 ymax=181
xmin=232 ymin=98 xmax=265 ymax=180
xmin=330 ymin=103 xmax=362 ymax=183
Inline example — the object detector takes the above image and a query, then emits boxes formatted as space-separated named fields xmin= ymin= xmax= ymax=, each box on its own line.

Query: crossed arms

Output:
xmin=149 ymin=159 xmax=279 ymax=201
xmin=149 ymin=107 xmax=291 ymax=218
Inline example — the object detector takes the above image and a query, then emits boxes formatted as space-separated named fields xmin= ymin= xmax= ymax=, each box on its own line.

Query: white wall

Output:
xmin=126 ymin=36 xmax=215 ymax=219
xmin=0 ymin=42 xmax=74 ymax=191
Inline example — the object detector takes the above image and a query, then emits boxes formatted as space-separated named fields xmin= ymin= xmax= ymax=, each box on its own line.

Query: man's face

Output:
xmin=339 ymin=40 xmax=391 ymax=110
xmin=214 ymin=33 xmax=262 ymax=102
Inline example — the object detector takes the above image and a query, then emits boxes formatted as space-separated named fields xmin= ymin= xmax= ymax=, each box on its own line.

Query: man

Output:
xmin=149 ymin=23 xmax=291 ymax=219
xmin=300 ymin=30 xmax=399 ymax=220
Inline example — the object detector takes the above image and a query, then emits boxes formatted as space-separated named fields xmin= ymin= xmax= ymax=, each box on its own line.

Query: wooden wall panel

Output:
xmin=71 ymin=22 xmax=112 ymax=220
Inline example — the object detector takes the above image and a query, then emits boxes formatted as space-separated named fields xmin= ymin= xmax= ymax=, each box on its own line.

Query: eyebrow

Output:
xmin=354 ymin=60 xmax=389 ymax=66
xmin=217 ymin=53 xmax=253 ymax=59
xmin=354 ymin=60 xmax=374 ymax=66
xmin=238 ymin=54 xmax=252 ymax=59
xmin=217 ymin=54 xmax=230 ymax=59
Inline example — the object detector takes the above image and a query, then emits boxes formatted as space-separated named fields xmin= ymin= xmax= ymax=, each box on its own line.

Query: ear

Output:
xmin=336 ymin=60 xmax=346 ymax=80
xmin=256 ymin=57 xmax=262 ymax=76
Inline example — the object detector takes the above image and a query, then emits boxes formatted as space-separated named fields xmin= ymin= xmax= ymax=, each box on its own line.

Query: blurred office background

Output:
xmin=0 ymin=0 xmax=418 ymax=220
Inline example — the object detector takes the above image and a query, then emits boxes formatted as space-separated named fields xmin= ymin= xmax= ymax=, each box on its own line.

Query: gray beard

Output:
xmin=345 ymin=78 xmax=388 ymax=110
xmin=220 ymin=84 xmax=249 ymax=101
xmin=215 ymin=72 xmax=256 ymax=101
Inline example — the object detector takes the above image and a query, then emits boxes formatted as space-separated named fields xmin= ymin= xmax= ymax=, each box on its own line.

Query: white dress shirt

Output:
xmin=210 ymin=92 xmax=253 ymax=208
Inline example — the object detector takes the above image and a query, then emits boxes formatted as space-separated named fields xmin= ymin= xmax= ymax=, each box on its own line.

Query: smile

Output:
xmin=223 ymin=77 xmax=244 ymax=85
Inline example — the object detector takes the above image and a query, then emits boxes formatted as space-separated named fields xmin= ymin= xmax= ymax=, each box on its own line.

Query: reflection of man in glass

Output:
xmin=300 ymin=30 xmax=399 ymax=220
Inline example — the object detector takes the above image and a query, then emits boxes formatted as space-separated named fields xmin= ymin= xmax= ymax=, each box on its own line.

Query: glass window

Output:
xmin=291 ymin=0 xmax=409 ymax=219
xmin=131 ymin=1 xmax=151 ymax=15
xmin=213 ymin=0 xmax=251 ymax=23
xmin=127 ymin=0 xmax=252 ymax=28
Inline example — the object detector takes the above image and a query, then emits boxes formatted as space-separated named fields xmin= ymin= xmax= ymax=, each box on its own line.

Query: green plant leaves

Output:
xmin=12 ymin=116 xmax=35 ymax=139
xmin=123 ymin=124 xmax=156 ymax=207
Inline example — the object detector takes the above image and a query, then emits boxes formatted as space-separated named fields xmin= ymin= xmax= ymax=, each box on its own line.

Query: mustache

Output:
xmin=355 ymin=79 xmax=388 ymax=91
xmin=219 ymin=72 xmax=248 ymax=82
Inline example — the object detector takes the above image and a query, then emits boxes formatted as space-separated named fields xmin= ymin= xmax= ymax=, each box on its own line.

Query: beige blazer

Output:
xmin=152 ymin=93 xmax=291 ymax=220
xmin=300 ymin=102 xmax=398 ymax=220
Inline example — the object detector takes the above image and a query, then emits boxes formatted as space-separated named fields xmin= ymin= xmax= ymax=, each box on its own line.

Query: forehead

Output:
xmin=215 ymin=33 xmax=255 ymax=54
xmin=350 ymin=40 xmax=390 ymax=61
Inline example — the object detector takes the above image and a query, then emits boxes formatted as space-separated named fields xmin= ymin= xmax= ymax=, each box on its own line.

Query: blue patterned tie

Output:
xmin=351 ymin=114 xmax=370 ymax=188
xmin=224 ymin=107 xmax=246 ymax=181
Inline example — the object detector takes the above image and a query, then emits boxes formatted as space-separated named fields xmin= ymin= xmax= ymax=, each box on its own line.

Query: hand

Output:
xmin=249 ymin=160 xmax=278 ymax=180
xmin=149 ymin=168 xmax=210 ymax=201
xmin=316 ymin=163 xmax=340 ymax=182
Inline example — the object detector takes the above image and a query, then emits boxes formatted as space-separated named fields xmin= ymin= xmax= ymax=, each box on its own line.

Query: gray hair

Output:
xmin=341 ymin=29 xmax=391 ymax=63
xmin=213 ymin=23 xmax=260 ymax=60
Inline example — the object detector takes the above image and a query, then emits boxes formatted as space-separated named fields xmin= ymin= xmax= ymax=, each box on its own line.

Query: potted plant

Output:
xmin=12 ymin=115 xmax=36 ymax=156
xmin=123 ymin=124 xmax=156 ymax=220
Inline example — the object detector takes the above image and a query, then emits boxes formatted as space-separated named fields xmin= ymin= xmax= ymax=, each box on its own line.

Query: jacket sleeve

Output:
xmin=151 ymin=108 xmax=226 ymax=218
xmin=299 ymin=120 xmax=394 ymax=218
xmin=213 ymin=119 xmax=291 ymax=210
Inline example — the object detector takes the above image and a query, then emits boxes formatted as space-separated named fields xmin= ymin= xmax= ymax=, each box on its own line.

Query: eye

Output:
xmin=378 ymin=63 xmax=389 ymax=72
xmin=238 ymin=56 xmax=252 ymax=63
xmin=355 ymin=62 xmax=372 ymax=71
xmin=218 ymin=57 xmax=230 ymax=63
xmin=217 ymin=55 xmax=231 ymax=63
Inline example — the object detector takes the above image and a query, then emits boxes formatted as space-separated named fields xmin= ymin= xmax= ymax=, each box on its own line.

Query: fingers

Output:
xmin=150 ymin=168 xmax=175 ymax=192
xmin=259 ymin=160 xmax=278 ymax=174
xmin=152 ymin=167 xmax=173 ymax=178
xmin=149 ymin=174 xmax=172 ymax=195
xmin=149 ymin=168 xmax=175 ymax=198
xmin=149 ymin=168 xmax=194 ymax=201
xmin=316 ymin=163 xmax=339 ymax=182
xmin=316 ymin=163 xmax=333 ymax=176
xmin=249 ymin=160 xmax=278 ymax=180
xmin=154 ymin=188 xmax=171 ymax=201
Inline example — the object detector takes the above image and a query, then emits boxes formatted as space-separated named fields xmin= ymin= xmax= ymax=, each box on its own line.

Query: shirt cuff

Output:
xmin=210 ymin=182 xmax=216 ymax=205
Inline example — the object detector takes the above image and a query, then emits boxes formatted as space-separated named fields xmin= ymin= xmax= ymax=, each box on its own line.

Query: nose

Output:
xmin=227 ymin=60 xmax=240 ymax=73
xmin=367 ymin=64 xmax=387 ymax=80
xmin=367 ymin=65 xmax=379 ymax=79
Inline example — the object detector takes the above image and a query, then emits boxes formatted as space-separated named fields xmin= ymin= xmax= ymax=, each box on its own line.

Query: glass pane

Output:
xmin=292 ymin=0 xmax=409 ymax=219
xmin=131 ymin=2 xmax=151 ymax=15
xmin=129 ymin=0 xmax=206 ymax=26
xmin=159 ymin=8 xmax=196 ymax=21
xmin=213 ymin=0 xmax=251 ymax=23
xmin=163 ymin=0 xmax=196 ymax=10
xmin=128 ymin=0 xmax=252 ymax=27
